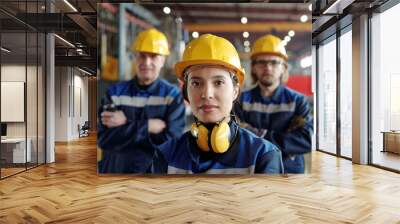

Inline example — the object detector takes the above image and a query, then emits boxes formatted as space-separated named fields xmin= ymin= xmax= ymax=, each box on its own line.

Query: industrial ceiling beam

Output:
xmin=145 ymin=4 xmax=309 ymax=15
xmin=55 ymin=55 xmax=96 ymax=70
xmin=67 ymin=14 xmax=97 ymax=39
xmin=183 ymin=22 xmax=311 ymax=33
xmin=8 ymin=13 xmax=82 ymax=32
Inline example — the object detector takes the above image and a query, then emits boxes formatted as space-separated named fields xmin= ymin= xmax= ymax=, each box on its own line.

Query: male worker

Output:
xmin=98 ymin=28 xmax=186 ymax=173
xmin=235 ymin=34 xmax=313 ymax=173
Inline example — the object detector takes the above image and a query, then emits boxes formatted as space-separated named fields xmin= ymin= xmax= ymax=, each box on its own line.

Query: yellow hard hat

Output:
xmin=251 ymin=34 xmax=288 ymax=61
xmin=175 ymin=34 xmax=245 ymax=86
xmin=132 ymin=28 xmax=170 ymax=55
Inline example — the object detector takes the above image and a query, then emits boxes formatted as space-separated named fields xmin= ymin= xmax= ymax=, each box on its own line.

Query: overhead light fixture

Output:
xmin=54 ymin=34 xmax=75 ymax=48
xmin=1 ymin=47 xmax=11 ymax=53
xmin=192 ymin=31 xmax=199 ymax=38
xmin=288 ymin=30 xmax=295 ymax=37
xmin=243 ymin=31 xmax=249 ymax=38
xmin=300 ymin=15 xmax=308 ymax=23
xmin=284 ymin=36 xmax=291 ymax=42
xmin=78 ymin=67 xmax=93 ymax=76
xmin=244 ymin=46 xmax=251 ymax=53
xmin=163 ymin=6 xmax=171 ymax=15
xmin=63 ymin=0 xmax=78 ymax=12
xmin=300 ymin=55 xmax=312 ymax=68
xmin=241 ymin=17 xmax=248 ymax=24
xmin=244 ymin=40 xmax=250 ymax=47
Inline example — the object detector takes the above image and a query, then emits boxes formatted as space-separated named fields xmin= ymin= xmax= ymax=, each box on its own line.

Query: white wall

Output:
xmin=54 ymin=67 xmax=89 ymax=141
xmin=1 ymin=65 xmax=26 ymax=141
xmin=1 ymin=64 xmax=46 ymax=164
xmin=71 ymin=72 xmax=89 ymax=138
xmin=1 ymin=65 xmax=35 ymax=138
xmin=55 ymin=67 xmax=69 ymax=141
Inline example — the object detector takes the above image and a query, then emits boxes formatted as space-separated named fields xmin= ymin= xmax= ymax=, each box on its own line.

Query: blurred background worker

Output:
xmin=151 ymin=34 xmax=283 ymax=174
xmin=97 ymin=28 xmax=186 ymax=173
xmin=235 ymin=34 xmax=313 ymax=174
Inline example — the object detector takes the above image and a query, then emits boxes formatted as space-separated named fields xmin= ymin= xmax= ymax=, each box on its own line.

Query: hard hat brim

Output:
xmin=250 ymin=52 xmax=288 ymax=61
xmin=175 ymin=59 xmax=245 ymax=86
xmin=134 ymin=49 xmax=170 ymax=56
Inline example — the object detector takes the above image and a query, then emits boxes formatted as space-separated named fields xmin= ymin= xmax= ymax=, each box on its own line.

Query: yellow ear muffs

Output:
xmin=210 ymin=122 xmax=231 ymax=153
xmin=191 ymin=123 xmax=210 ymax=152
xmin=190 ymin=121 xmax=231 ymax=153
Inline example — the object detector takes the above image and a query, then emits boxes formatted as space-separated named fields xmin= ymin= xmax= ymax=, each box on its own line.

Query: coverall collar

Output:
xmin=255 ymin=84 xmax=284 ymax=102
xmin=132 ymin=76 xmax=161 ymax=94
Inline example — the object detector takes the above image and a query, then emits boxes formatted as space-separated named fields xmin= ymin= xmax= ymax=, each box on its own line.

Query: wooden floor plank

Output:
xmin=0 ymin=134 xmax=400 ymax=223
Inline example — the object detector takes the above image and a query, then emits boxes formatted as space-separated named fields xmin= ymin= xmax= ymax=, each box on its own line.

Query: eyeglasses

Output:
xmin=253 ymin=59 xmax=284 ymax=67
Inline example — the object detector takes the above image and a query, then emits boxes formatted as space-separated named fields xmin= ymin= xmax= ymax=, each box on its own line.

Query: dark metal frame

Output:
xmin=315 ymin=44 xmax=319 ymax=152
xmin=367 ymin=11 xmax=373 ymax=166
xmin=0 ymin=17 xmax=2 ymax=179
xmin=315 ymin=18 xmax=353 ymax=162
xmin=336 ymin=24 xmax=341 ymax=158
xmin=0 ymin=0 xmax=47 ymax=180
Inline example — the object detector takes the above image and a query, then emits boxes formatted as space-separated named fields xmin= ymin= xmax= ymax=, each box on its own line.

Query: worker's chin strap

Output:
xmin=190 ymin=115 xmax=238 ymax=153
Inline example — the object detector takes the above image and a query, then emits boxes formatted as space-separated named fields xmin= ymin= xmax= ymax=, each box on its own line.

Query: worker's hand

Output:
xmin=148 ymin=119 xmax=166 ymax=134
xmin=287 ymin=116 xmax=306 ymax=132
xmin=101 ymin=111 xmax=127 ymax=128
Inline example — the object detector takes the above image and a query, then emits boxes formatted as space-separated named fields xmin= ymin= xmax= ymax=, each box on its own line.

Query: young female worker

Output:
xmin=151 ymin=34 xmax=284 ymax=174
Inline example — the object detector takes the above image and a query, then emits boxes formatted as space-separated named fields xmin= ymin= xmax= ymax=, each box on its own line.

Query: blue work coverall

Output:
xmin=151 ymin=121 xmax=284 ymax=174
xmin=98 ymin=77 xmax=186 ymax=173
xmin=235 ymin=85 xmax=313 ymax=173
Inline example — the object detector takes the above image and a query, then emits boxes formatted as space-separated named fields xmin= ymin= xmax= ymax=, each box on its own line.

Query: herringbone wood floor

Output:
xmin=1 ymin=135 xmax=400 ymax=223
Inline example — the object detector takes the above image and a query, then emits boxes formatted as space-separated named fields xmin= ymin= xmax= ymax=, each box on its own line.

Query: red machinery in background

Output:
xmin=286 ymin=75 xmax=312 ymax=97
